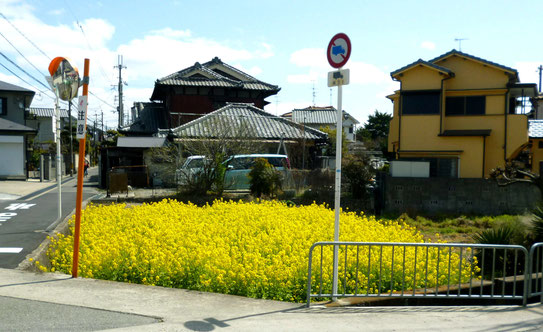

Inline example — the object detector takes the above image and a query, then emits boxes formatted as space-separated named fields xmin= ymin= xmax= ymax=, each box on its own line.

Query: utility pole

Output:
xmin=538 ymin=65 xmax=542 ymax=93
xmin=101 ymin=110 xmax=104 ymax=138
xmin=114 ymin=55 xmax=126 ymax=129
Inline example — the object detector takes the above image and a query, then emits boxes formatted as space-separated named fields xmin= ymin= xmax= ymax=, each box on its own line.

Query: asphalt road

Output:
xmin=0 ymin=173 xmax=99 ymax=268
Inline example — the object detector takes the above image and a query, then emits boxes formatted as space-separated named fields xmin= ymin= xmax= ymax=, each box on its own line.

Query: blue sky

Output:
xmin=1 ymin=0 xmax=542 ymax=128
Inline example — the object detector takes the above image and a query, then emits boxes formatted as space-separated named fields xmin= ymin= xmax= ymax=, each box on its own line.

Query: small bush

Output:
xmin=249 ymin=158 xmax=282 ymax=198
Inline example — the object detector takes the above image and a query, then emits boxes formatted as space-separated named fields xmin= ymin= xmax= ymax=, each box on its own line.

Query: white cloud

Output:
xmin=47 ymin=9 xmax=65 ymax=16
xmin=0 ymin=2 xmax=278 ymax=128
xmin=256 ymin=42 xmax=274 ymax=59
xmin=149 ymin=28 xmax=191 ymax=39
xmin=287 ymin=71 xmax=324 ymax=84
xmin=349 ymin=62 xmax=389 ymax=85
xmin=290 ymin=48 xmax=328 ymax=69
xmin=289 ymin=48 xmax=389 ymax=86
xmin=421 ymin=41 xmax=436 ymax=50
xmin=264 ymin=100 xmax=312 ymax=117
xmin=515 ymin=61 xmax=541 ymax=85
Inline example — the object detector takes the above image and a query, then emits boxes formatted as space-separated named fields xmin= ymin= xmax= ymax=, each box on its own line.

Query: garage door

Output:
xmin=0 ymin=136 xmax=24 ymax=177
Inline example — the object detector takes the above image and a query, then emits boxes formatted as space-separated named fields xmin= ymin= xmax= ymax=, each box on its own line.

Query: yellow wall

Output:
xmin=507 ymin=115 xmax=529 ymax=158
xmin=398 ymin=66 xmax=443 ymax=90
xmin=531 ymin=139 xmax=543 ymax=175
xmin=434 ymin=56 xmax=511 ymax=89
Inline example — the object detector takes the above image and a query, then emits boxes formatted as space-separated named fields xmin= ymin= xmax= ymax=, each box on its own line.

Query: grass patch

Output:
xmin=398 ymin=214 xmax=531 ymax=244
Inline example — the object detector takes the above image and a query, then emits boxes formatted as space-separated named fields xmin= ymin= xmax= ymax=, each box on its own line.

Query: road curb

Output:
xmin=16 ymin=193 xmax=98 ymax=273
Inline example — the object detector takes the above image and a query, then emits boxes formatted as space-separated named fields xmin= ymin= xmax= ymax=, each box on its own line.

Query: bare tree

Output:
xmin=176 ymin=115 xmax=264 ymax=194
xmin=490 ymin=162 xmax=543 ymax=192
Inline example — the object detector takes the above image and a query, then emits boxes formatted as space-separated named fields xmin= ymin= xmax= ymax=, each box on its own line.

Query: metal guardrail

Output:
xmin=307 ymin=241 xmax=531 ymax=307
xmin=528 ymin=243 xmax=543 ymax=302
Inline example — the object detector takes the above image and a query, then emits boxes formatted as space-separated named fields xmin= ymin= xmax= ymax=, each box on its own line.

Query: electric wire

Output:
xmin=62 ymin=0 xmax=115 ymax=88
xmin=0 ymin=12 xmax=50 ymax=60
xmin=0 ymin=30 xmax=48 ymax=77
xmin=0 ymin=51 xmax=51 ymax=91
xmin=89 ymin=90 xmax=116 ymax=109
xmin=0 ymin=61 xmax=54 ymax=99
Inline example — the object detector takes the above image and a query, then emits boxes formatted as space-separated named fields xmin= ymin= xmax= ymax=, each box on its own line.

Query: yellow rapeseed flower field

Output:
xmin=44 ymin=200 xmax=475 ymax=302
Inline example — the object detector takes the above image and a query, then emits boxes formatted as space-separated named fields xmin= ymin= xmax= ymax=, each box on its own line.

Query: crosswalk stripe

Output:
xmin=0 ymin=248 xmax=23 ymax=253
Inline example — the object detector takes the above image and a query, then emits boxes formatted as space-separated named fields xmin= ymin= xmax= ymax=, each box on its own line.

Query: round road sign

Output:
xmin=327 ymin=33 xmax=351 ymax=69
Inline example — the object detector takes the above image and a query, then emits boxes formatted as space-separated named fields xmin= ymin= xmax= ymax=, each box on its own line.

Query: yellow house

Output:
xmin=387 ymin=50 xmax=538 ymax=178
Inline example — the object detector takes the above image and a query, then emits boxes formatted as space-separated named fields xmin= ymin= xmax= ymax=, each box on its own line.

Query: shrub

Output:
xmin=43 ymin=200 xmax=473 ymax=302
xmin=342 ymin=153 xmax=375 ymax=199
xmin=531 ymin=205 xmax=543 ymax=243
xmin=249 ymin=158 xmax=282 ymax=198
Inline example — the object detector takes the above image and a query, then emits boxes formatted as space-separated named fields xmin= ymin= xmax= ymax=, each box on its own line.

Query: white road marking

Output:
xmin=0 ymin=247 xmax=23 ymax=253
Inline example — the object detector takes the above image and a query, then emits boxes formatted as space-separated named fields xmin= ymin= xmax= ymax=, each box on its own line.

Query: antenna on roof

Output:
xmin=312 ymin=80 xmax=316 ymax=106
xmin=454 ymin=38 xmax=468 ymax=52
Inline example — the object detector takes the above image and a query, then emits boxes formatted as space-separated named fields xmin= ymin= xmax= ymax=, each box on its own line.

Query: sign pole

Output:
xmin=72 ymin=58 xmax=90 ymax=278
xmin=54 ymin=86 xmax=62 ymax=221
xmin=327 ymin=32 xmax=351 ymax=301
xmin=332 ymin=77 xmax=343 ymax=300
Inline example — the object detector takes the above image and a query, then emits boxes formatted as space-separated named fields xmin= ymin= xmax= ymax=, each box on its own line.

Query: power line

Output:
xmin=0 ymin=51 xmax=51 ymax=91
xmin=0 ymin=30 xmax=48 ymax=77
xmin=0 ymin=61 xmax=54 ymax=100
xmin=61 ymin=0 xmax=115 ymax=88
xmin=0 ymin=12 xmax=50 ymax=60
xmin=89 ymin=90 xmax=116 ymax=109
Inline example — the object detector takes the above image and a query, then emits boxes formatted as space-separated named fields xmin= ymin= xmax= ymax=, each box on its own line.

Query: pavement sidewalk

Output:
xmin=0 ymin=267 xmax=543 ymax=331
xmin=0 ymin=175 xmax=79 ymax=200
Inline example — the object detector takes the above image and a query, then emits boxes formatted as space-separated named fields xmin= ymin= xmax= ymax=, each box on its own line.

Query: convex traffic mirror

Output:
xmin=48 ymin=57 xmax=80 ymax=101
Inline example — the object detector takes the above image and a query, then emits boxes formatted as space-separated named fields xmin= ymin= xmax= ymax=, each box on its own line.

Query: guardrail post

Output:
xmin=307 ymin=244 xmax=315 ymax=307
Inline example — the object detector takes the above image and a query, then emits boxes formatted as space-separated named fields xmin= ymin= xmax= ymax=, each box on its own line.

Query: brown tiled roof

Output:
xmin=152 ymin=57 xmax=280 ymax=100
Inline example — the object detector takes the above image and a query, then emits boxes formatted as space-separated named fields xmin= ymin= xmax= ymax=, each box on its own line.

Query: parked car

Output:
xmin=223 ymin=154 xmax=290 ymax=190
xmin=175 ymin=155 xmax=208 ymax=185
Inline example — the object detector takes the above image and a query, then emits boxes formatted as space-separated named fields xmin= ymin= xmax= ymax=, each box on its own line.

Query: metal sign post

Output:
xmin=72 ymin=59 xmax=90 ymax=278
xmin=327 ymin=32 xmax=351 ymax=300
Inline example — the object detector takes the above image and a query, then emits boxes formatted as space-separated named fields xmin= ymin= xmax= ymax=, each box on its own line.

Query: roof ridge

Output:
xmin=429 ymin=49 xmax=518 ymax=74
xmin=391 ymin=59 xmax=454 ymax=77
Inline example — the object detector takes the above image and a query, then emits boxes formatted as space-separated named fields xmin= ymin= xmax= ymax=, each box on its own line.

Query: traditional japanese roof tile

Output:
xmin=121 ymin=102 xmax=169 ymax=135
xmin=529 ymin=120 xmax=543 ymax=138
xmin=287 ymin=106 xmax=359 ymax=125
xmin=391 ymin=59 xmax=454 ymax=78
xmin=151 ymin=57 xmax=280 ymax=100
xmin=29 ymin=107 xmax=69 ymax=118
xmin=429 ymin=49 xmax=518 ymax=76
xmin=172 ymin=103 xmax=327 ymax=141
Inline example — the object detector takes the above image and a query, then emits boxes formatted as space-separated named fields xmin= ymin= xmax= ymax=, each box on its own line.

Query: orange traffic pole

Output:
xmin=72 ymin=58 xmax=90 ymax=278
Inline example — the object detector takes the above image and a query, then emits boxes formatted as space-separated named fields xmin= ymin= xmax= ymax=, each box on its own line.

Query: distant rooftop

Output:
xmin=151 ymin=57 xmax=280 ymax=100
xmin=171 ymin=103 xmax=326 ymax=141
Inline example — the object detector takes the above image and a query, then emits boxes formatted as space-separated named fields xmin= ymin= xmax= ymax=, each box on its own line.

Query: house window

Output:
xmin=445 ymin=96 xmax=485 ymax=116
xmin=401 ymin=90 xmax=440 ymax=115
xmin=538 ymin=141 xmax=543 ymax=149
xmin=0 ymin=97 xmax=6 ymax=115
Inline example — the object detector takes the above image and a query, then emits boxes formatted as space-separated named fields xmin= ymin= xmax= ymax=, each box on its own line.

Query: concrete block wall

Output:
xmin=382 ymin=176 xmax=541 ymax=216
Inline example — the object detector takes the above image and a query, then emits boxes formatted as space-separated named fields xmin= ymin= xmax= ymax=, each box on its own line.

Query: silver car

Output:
xmin=223 ymin=154 xmax=290 ymax=190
